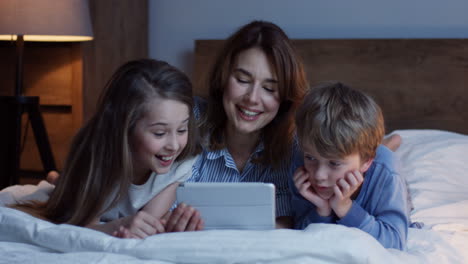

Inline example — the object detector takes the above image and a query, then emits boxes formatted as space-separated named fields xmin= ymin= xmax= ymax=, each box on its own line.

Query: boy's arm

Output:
xmin=275 ymin=216 xmax=293 ymax=229
xmin=337 ymin=168 xmax=409 ymax=250
xmin=289 ymin=175 xmax=335 ymax=229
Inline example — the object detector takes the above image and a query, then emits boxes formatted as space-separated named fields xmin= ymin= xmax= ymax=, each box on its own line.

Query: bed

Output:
xmin=1 ymin=39 xmax=468 ymax=263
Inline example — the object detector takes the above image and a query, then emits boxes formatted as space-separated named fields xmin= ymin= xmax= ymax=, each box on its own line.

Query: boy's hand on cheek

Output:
xmin=330 ymin=170 xmax=364 ymax=218
xmin=293 ymin=167 xmax=332 ymax=216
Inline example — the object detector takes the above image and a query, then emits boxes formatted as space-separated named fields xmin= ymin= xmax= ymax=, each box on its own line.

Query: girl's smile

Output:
xmin=155 ymin=154 xmax=175 ymax=167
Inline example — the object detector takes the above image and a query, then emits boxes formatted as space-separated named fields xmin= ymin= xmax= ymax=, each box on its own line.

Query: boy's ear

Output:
xmin=360 ymin=158 xmax=374 ymax=173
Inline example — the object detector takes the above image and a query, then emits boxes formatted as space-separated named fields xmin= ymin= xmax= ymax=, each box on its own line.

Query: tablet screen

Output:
xmin=176 ymin=182 xmax=276 ymax=230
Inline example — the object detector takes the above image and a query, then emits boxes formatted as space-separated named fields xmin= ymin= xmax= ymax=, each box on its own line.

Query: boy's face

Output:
xmin=302 ymin=142 xmax=373 ymax=200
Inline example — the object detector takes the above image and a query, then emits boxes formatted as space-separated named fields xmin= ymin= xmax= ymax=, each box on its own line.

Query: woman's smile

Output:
xmin=237 ymin=105 xmax=262 ymax=121
xmin=222 ymin=47 xmax=280 ymax=136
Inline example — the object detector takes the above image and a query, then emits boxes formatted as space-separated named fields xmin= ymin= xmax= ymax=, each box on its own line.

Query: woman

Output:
xmin=188 ymin=20 xmax=308 ymax=228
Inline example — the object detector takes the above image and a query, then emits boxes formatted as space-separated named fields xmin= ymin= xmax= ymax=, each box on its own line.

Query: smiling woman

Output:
xmin=223 ymin=47 xmax=281 ymax=143
xmin=187 ymin=20 xmax=308 ymax=228
xmin=184 ymin=20 xmax=402 ymax=230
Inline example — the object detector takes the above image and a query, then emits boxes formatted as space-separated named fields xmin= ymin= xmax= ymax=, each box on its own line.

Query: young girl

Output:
xmin=11 ymin=59 xmax=202 ymax=238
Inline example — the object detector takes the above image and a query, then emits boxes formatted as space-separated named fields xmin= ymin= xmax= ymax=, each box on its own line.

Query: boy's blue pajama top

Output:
xmin=290 ymin=145 xmax=409 ymax=250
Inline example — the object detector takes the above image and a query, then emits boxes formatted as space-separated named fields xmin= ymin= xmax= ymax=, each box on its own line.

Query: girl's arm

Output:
xmin=87 ymin=212 xmax=165 ymax=238
xmin=142 ymin=181 xmax=179 ymax=218
xmin=86 ymin=216 xmax=122 ymax=235
xmin=107 ymin=157 xmax=203 ymax=237
xmin=107 ymin=182 xmax=181 ymax=237
xmin=144 ymin=181 xmax=203 ymax=232
xmin=123 ymin=181 xmax=203 ymax=235
xmin=85 ymin=182 xmax=180 ymax=237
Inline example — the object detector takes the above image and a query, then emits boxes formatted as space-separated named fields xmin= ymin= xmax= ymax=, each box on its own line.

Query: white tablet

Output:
xmin=176 ymin=182 xmax=276 ymax=230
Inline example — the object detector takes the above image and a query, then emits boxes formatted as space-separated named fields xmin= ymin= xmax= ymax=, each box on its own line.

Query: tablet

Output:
xmin=176 ymin=182 xmax=276 ymax=230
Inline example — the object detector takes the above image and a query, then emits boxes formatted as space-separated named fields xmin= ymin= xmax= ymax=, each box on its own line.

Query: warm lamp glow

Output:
xmin=0 ymin=0 xmax=93 ymax=42
xmin=0 ymin=0 xmax=93 ymax=188
xmin=0 ymin=35 xmax=93 ymax=42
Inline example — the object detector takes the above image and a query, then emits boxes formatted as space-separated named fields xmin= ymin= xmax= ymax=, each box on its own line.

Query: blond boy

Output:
xmin=290 ymin=82 xmax=408 ymax=250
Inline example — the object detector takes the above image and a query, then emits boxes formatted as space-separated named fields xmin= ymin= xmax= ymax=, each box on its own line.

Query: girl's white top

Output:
xmin=101 ymin=156 xmax=197 ymax=221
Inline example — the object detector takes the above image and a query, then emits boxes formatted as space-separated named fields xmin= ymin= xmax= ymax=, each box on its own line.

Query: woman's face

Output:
xmin=222 ymin=47 xmax=281 ymax=136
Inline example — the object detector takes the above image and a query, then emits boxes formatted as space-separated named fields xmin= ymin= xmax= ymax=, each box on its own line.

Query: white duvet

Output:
xmin=1 ymin=129 xmax=467 ymax=264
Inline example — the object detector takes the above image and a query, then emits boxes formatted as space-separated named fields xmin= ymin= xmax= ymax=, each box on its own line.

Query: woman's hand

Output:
xmin=293 ymin=167 xmax=331 ymax=217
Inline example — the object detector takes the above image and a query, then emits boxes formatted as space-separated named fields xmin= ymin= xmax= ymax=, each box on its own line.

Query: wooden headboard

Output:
xmin=193 ymin=39 xmax=468 ymax=135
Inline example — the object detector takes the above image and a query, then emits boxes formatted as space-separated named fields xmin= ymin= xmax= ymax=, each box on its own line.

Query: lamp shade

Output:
xmin=0 ymin=0 xmax=93 ymax=42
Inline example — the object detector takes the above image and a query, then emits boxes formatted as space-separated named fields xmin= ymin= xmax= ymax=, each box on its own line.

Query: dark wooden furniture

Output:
xmin=0 ymin=0 xmax=148 ymax=188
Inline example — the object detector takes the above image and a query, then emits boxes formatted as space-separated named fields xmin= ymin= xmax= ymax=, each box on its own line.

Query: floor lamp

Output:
xmin=0 ymin=0 xmax=93 ymax=189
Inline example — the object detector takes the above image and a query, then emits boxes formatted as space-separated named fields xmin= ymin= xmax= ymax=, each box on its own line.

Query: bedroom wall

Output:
xmin=149 ymin=0 xmax=468 ymax=77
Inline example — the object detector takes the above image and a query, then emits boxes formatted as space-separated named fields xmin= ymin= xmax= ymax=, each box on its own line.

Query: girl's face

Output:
xmin=130 ymin=97 xmax=189 ymax=183
xmin=302 ymin=142 xmax=372 ymax=200
xmin=222 ymin=47 xmax=281 ymax=136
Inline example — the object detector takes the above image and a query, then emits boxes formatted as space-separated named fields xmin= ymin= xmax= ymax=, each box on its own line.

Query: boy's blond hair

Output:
xmin=295 ymin=82 xmax=385 ymax=161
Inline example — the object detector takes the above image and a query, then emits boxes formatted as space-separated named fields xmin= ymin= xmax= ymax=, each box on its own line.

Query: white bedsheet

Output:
xmin=0 ymin=129 xmax=467 ymax=264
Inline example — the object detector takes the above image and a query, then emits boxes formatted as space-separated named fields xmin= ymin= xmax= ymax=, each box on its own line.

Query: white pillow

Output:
xmin=391 ymin=129 xmax=468 ymax=227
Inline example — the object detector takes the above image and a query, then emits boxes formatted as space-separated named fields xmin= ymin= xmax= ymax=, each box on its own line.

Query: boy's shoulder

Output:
xmin=372 ymin=145 xmax=396 ymax=171
xmin=364 ymin=145 xmax=400 ymax=185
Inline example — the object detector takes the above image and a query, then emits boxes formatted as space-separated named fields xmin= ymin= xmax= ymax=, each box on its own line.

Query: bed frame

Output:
xmin=193 ymin=39 xmax=468 ymax=135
